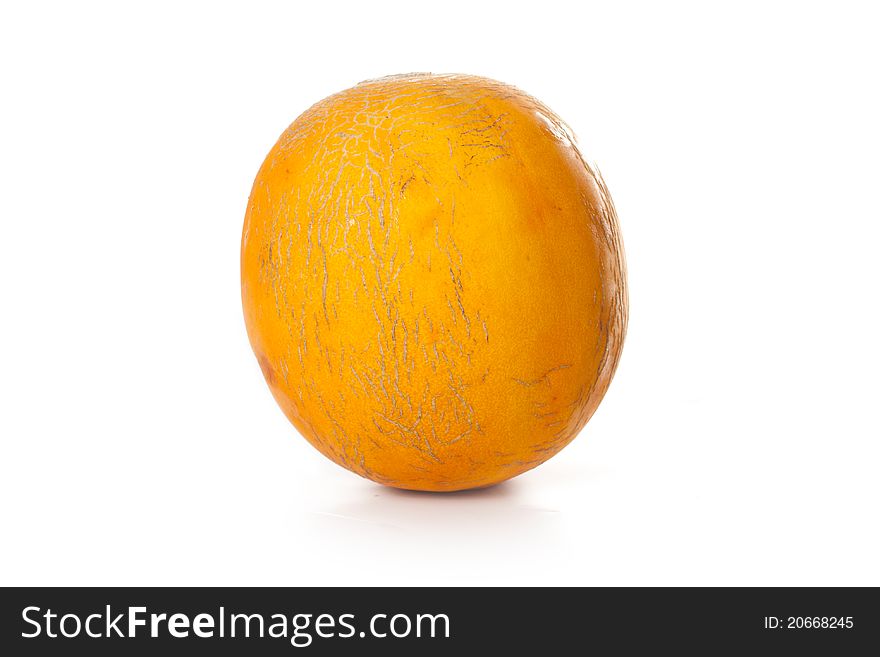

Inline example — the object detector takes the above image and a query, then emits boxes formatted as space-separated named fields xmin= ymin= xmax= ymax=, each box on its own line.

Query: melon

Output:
xmin=241 ymin=73 xmax=627 ymax=491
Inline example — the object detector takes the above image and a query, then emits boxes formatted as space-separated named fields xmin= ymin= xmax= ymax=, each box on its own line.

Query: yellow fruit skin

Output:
xmin=241 ymin=74 xmax=627 ymax=491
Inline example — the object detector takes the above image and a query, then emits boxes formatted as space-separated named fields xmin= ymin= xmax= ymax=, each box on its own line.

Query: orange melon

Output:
xmin=241 ymin=73 xmax=627 ymax=491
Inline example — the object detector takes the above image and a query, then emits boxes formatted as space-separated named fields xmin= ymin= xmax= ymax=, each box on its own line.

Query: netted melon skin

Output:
xmin=241 ymin=74 xmax=627 ymax=491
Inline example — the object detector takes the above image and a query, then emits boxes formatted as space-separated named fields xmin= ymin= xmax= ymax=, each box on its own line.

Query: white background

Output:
xmin=2 ymin=1 xmax=878 ymax=586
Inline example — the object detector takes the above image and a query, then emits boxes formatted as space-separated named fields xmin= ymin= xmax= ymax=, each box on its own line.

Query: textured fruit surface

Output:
xmin=241 ymin=73 xmax=627 ymax=491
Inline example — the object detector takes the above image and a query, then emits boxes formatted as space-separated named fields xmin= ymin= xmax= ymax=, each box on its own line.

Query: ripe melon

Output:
xmin=241 ymin=73 xmax=627 ymax=491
